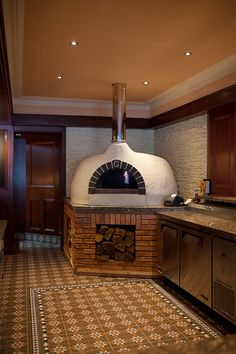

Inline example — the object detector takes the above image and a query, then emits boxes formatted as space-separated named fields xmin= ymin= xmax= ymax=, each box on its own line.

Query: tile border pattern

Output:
xmin=30 ymin=279 xmax=221 ymax=354
xmin=14 ymin=232 xmax=61 ymax=246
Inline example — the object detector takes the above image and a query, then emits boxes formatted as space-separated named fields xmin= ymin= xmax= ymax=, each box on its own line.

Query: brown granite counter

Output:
xmin=157 ymin=208 xmax=236 ymax=241
xmin=65 ymin=198 xmax=184 ymax=212
xmin=206 ymin=195 xmax=236 ymax=205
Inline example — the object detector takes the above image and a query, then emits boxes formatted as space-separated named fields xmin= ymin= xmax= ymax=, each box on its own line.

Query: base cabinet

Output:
xmin=213 ymin=237 xmax=236 ymax=323
xmin=161 ymin=217 xmax=236 ymax=324
xmin=162 ymin=221 xmax=179 ymax=285
xmin=180 ymin=227 xmax=211 ymax=306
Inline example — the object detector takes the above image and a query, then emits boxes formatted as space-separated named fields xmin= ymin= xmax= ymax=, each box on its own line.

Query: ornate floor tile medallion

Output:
xmin=30 ymin=279 xmax=220 ymax=353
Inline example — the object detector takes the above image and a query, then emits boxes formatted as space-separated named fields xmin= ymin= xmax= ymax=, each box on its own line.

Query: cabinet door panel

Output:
xmin=208 ymin=105 xmax=236 ymax=196
xmin=162 ymin=222 xmax=179 ymax=285
xmin=213 ymin=237 xmax=236 ymax=323
xmin=180 ymin=227 xmax=211 ymax=306
xmin=213 ymin=237 xmax=236 ymax=290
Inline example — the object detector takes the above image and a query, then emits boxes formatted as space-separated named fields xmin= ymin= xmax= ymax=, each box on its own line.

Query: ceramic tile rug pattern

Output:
xmin=30 ymin=279 xmax=220 ymax=354
xmin=0 ymin=240 xmax=227 ymax=354
xmin=0 ymin=241 xmax=117 ymax=354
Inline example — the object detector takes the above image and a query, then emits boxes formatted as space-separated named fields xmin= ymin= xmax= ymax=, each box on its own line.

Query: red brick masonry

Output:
xmin=64 ymin=199 xmax=163 ymax=277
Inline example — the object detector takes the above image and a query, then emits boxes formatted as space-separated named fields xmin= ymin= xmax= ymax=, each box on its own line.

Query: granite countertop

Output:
xmin=206 ymin=195 xmax=236 ymax=205
xmin=65 ymin=198 xmax=184 ymax=212
xmin=158 ymin=208 xmax=236 ymax=239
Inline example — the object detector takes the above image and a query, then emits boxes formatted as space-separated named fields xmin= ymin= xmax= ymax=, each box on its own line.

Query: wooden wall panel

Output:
xmin=44 ymin=199 xmax=57 ymax=232
xmin=0 ymin=126 xmax=14 ymax=253
xmin=30 ymin=143 xmax=55 ymax=186
xmin=29 ymin=198 xmax=41 ymax=231
xmin=208 ymin=104 xmax=236 ymax=196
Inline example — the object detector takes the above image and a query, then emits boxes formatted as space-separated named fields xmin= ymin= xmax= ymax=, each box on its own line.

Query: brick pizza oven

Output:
xmin=64 ymin=83 xmax=177 ymax=277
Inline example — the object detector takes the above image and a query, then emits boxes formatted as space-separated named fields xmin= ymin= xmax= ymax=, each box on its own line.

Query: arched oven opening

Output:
xmin=97 ymin=168 xmax=138 ymax=191
xmin=88 ymin=159 xmax=146 ymax=195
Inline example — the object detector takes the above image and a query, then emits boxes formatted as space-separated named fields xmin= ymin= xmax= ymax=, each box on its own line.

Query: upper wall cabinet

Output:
xmin=208 ymin=104 xmax=236 ymax=197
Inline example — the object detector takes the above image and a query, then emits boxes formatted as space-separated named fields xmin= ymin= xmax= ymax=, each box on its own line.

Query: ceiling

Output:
xmin=2 ymin=0 xmax=236 ymax=118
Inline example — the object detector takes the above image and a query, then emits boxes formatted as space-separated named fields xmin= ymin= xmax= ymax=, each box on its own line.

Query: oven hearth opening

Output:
xmin=88 ymin=159 xmax=146 ymax=195
xmin=97 ymin=169 xmax=137 ymax=189
xmin=95 ymin=224 xmax=135 ymax=262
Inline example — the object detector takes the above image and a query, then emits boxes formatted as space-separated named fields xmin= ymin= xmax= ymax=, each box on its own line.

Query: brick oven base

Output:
xmin=64 ymin=199 xmax=164 ymax=278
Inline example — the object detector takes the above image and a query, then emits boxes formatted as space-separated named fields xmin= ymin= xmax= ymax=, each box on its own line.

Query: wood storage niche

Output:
xmin=95 ymin=224 xmax=135 ymax=262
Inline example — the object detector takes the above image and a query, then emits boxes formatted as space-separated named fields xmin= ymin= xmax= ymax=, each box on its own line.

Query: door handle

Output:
xmin=215 ymin=278 xmax=232 ymax=289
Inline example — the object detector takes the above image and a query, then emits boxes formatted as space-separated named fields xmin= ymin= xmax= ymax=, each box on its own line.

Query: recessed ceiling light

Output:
xmin=184 ymin=51 xmax=192 ymax=56
xmin=57 ymin=75 xmax=63 ymax=80
xmin=143 ymin=81 xmax=150 ymax=85
xmin=69 ymin=40 xmax=79 ymax=46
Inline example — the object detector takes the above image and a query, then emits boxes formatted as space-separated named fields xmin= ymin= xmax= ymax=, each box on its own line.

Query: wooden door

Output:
xmin=26 ymin=134 xmax=61 ymax=235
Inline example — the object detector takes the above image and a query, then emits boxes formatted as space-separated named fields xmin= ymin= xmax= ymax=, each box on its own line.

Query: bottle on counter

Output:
xmin=193 ymin=187 xmax=201 ymax=203
xmin=204 ymin=178 xmax=211 ymax=195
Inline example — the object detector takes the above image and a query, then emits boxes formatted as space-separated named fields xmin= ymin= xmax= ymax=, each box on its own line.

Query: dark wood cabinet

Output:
xmin=161 ymin=214 xmax=236 ymax=324
xmin=180 ymin=226 xmax=211 ymax=306
xmin=208 ymin=104 xmax=236 ymax=197
xmin=213 ymin=236 xmax=236 ymax=323
xmin=162 ymin=221 xmax=212 ymax=306
xmin=162 ymin=221 xmax=180 ymax=285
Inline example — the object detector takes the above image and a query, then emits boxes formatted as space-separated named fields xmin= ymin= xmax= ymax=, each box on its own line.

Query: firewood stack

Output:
xmin=95 ymin=225 xmax=135 ymax=262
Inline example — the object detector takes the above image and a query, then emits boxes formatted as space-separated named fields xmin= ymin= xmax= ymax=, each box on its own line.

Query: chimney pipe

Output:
xmin=112 ymin=83 xmax=126 ymax=143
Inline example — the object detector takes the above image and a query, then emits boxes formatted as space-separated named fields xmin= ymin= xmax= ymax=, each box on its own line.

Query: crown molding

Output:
xmin=149 ymin=54 xmax=236 ymax=116
xmin=13 ymin=96 xmax=150 ymax=118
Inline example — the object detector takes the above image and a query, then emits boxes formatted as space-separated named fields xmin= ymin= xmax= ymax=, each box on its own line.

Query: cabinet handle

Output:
xmin=182 ymin=233 xmax=203 ymax=248
xmin=200 ymin=294 xmax=208 ymax=301
xmin=215 ymin=278 xmax=232 ymax=289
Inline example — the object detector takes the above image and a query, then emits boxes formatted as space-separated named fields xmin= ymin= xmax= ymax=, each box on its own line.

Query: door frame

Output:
xmin=13 ymin=127 xmax=66 ymax=243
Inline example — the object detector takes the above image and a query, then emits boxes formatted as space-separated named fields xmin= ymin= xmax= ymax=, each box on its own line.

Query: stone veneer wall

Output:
xmin=154 ymin=114 xmax=208 ymax=199
xmin=66 ymin=127 xmax=154 ymax=197
xmin=64 ymin=200 xmax=162 ymax=278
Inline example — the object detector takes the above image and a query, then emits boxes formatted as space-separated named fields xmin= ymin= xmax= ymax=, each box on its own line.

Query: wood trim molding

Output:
xmin=149 ymin=83 xmax=236 ymax=128
xmin=13 ymin=125 xmax=65 ymax=133
xmin=12 ymin=114 xmax=150 ymax=129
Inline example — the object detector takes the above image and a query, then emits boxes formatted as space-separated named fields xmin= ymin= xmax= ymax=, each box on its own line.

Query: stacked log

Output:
xmin=95 ymin=225 xmax=135 ymax=262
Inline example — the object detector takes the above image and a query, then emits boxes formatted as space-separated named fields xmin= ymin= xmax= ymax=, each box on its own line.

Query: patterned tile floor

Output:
xmin=0 ymin=241 xmax=234 ymax=354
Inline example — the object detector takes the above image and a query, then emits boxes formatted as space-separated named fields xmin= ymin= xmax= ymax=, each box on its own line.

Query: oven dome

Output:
xmin=71 ymin=142 xmax=177 ymax=206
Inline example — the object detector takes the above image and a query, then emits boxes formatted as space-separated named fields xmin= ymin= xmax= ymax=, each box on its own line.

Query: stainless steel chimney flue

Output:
xmin=112 ymin=83 xmax=126 ymax=143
